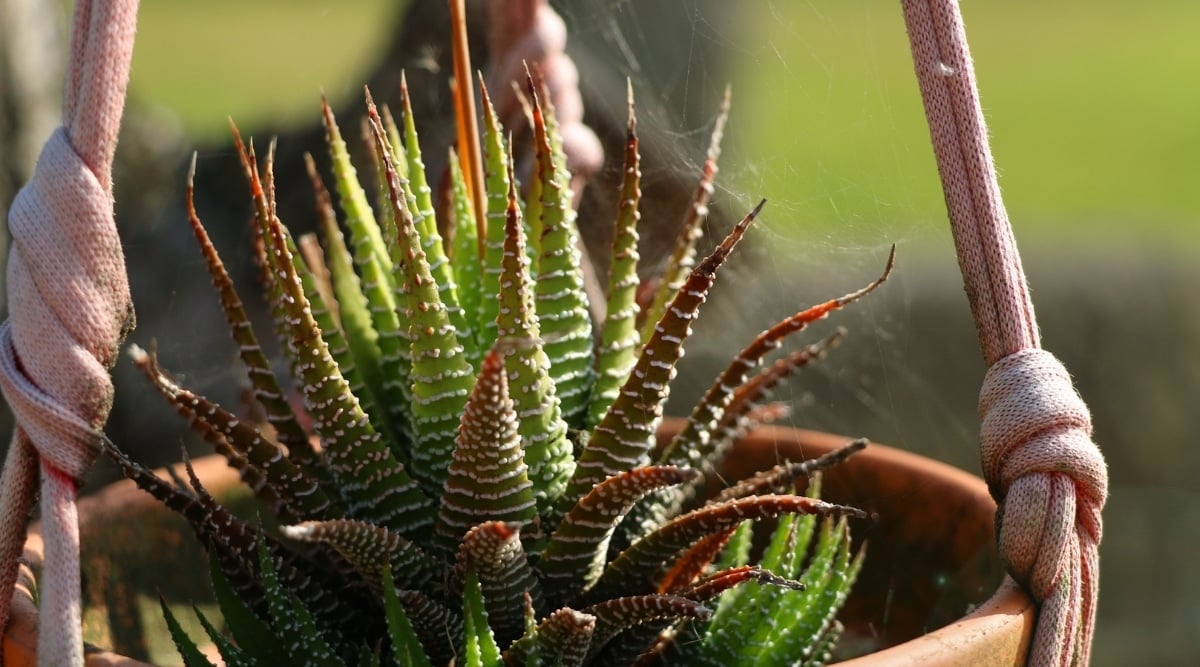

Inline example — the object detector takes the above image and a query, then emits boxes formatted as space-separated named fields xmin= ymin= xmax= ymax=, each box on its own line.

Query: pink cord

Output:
xmin=0 ymin=0 xmax=138 ymax=663
xmin=902 ymin=1 xmax=1108 ymax=664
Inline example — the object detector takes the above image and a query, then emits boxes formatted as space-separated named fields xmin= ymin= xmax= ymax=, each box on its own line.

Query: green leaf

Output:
xmin=159 ymin=596 xmax=217 ymax=667
xmin=257 ymin=539 xmax=345 ymax=667
xmin=541 ymin=466 xmax=698 ymax=603
xmin=588 ymin=82 xmax=643 ymax=430
xmin=305 ymin=152 xmax=394 ymax=447
xmin=526 ymin=79 xmax=595 ymax=425
xmin=366 ymin=92 xmax=477 ymax=499
xmin=382 ymin=564 xmax=434 ymax=667
xmin=492 ymin=164 xmax=574 ymax=514
xmin=193 ymin=604 xmax=254 ymax=667
xmin=475 ymin=82 xmax=510 ymax=355
xmin=448 ymin=147 xmax=484 ymax=370
xmin=399 ymin=75 xmax=470 ymax=352
xmin=435 ymin=349 xmax=537 ymax=552
xmin=452 ymin=521 xmax=540 ymax=647
xmin=322 ymin=101 xmax=416 ymax=450
xmin=565 ymin=202 xmax=763 ymax=504
xmin=462 ymin=570 xmax=502 ymax=667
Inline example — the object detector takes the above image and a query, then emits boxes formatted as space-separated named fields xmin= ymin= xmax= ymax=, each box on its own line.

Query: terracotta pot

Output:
xmin=2 ymin=421 xmax=1034 ymax=665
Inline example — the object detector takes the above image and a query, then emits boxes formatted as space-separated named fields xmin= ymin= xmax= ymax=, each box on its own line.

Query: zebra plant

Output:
xmin=110 ymin=51 xmax=895 ymax=666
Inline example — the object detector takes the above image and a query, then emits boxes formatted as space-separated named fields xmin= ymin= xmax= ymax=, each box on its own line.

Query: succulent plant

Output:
xmin=108 ymin=38 xmax=896 ymax=666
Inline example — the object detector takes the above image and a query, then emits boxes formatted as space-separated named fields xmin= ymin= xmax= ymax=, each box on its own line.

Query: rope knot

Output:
xmin=979 ymin=348 xmax=1107 ymax=601
xmin=0 ymin=127 xmax=131 ymax=484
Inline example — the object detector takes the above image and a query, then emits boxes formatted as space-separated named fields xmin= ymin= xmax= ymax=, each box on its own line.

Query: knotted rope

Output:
xmin=0 ymin=0 xmax=138 ymax=663
xmin=901 ymin=1 xmax=1108 ymax=664
xmin=484 ymin=0 xmax=604 ymax=195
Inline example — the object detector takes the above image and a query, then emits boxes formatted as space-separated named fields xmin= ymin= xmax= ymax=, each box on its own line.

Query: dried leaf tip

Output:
xmin=626 ymin=78 xmax=637 ymax=135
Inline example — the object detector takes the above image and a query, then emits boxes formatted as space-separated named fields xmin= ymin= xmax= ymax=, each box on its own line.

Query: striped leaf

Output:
xmin=130 ymin=344 xmax=337 ymax=525
xmin=366 ymin=92 xmax=477 ymax=498
xmin=243 ymin=138 xmax=433 ymax=535
xmin=434 ymin=349 xmax=536 ymax=551
xmin=448 ymin=147 xmax=484 ymax=370
xmin=281 ymin=519 xmax=442 ymax=597
xmin=304 ymin=153 xmax=394 ymax=447
xmin=476 ymin=82 xmax=510 ymax=354
xmin=658 ymin=245 xmax=893 ymax=474
xmin=565 ymin=202 xmax=763 ymax=503
xmin=588 ymin=82 xmax=643 ymax=430
xmin=322 ymin=102 xmax=416 ymax=449
xmin=616 ymin=329 xmax=849 ymax=551
xmin=526 ymin=78 xmax=595 ymax=425
xmin=452 ymin=522 xmax=540 ymax=648
xmin=398 ymin=75 xmax=470 ymax=351
xmin=493 ymin=164 xmax=573 ymax=514
xmin=503 ymin=607 xmax=596 ymax=667
xmin=580 ymin=595 xmax=711 ymax=661
xmin=255 ymin=539 xmax=344 ymax=667
xmin=541 ymin=466 xmax=697 ymax=604
xmin=184 ymin=152 xmax=320 ymax=475
xmin=593 ymin=495 xmax=864 ymax=600
xmin=639 ymin=86 xmax=731 ymax=341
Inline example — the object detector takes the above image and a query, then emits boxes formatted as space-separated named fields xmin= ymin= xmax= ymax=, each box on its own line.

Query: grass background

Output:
xmin=109 ymin=0 xmax=1198 ymax=664
xmin=128 ymin=0 xmax=1200 ymax=245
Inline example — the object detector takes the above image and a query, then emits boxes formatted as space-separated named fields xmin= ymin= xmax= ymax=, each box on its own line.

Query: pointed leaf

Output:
xmin=399 ymin=76 xmax=470 ymax=349
xmin=503 ymin=607 xmax=595 ymax=667
xmin=526 ymin=77 xmax=595 ymax=424
xmin=541 ymin=466 xmax=698 ymax=602
xmin=476 ymin=82 xmax=511 ymax=354
xmin=382 ymin=564 xmax=434 ymax=667
xmin=448 ymin=147 xmax=483 ymax=369
xmin=435 ymin=349 xmax=537 ymax=551
xmin=712 ymin=439 xmax=866 ymax=505
xmin=256 ymin=540 xmax=345 ymax=667
xmin=589 ymin=82 xmax=643 ymax=429
xmin=566 ymin=201 xmax=763 ymax=502
xmin=130 ymin=345 xmax=336 ymax=524
xmin=282 ymin=519 xmax=441 ymax=597
xmin=581 ymin=594 xmax=711 ymax=660
xmin=640 ymin=86 xmax=730 ymax=341
xmin=493 ymin=164 xmax=573 ymax=513
xmin=595 ymin=494 xmax=864 ymax=599
xmin=322 ymin=102 xmax=418 ymax=448
xmin=261 ymin=176 xmax=431 ymax=532
xmin=366 ymin=91 xmax=477 ymax=498
xmin=659 ymin=247 xmax=892 ymax=473
xmin=463 ymin=570 xmax=503 ymax=667
xmin=451 ymin=521 xmax=540 ymax=647
xmin=208 ymin=552 xmax=289 ymax=665
xmin=184 ymin=152 xmax=320 ymax=473
xmin=305 ymin=153 xmax=395 ymax=445
xmin=159 ymin=596 xmax=217 ymax=667
xmin=192 ymin=604 xmax=253 ymax=667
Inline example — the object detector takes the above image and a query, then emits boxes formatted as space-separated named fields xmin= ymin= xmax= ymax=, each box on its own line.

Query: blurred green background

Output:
xmin=5 ymin=0 xmax=1194 ymax=663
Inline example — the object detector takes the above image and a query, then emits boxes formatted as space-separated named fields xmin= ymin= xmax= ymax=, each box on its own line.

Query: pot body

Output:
xmin=3 ymin=422 xmax=1033 ymax=665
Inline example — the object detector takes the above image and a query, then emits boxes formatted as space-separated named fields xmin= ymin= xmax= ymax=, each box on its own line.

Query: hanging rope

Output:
xmin=0 ymin=0 xmax=138 ymax=664
xmin=901 ymin=1 xmax=1107 ymax=664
